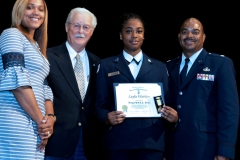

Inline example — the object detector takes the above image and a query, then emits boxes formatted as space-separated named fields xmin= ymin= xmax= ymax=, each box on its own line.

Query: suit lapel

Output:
xmin=136 ymin=53 xmax=153 ymax=80
xmin=54 ymin=44 xmax=82 ymax=102
xmin=180 ymin=49 xmax=208 ymax=89
xmin=115 ymin=53 xmax=135 ymax=82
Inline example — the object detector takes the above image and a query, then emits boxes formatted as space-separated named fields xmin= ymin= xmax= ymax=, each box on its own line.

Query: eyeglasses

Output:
xmin=68 ymin=22 xmax=92 ymax=32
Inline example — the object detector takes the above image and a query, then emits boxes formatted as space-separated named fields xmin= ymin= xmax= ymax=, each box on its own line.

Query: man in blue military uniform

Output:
xmin=164 ymin=17 xmax=239 ymax=160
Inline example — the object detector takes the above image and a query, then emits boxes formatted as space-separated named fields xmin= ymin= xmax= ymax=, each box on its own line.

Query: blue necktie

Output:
xmin=180 ymin=58 xmax=190 ymax=84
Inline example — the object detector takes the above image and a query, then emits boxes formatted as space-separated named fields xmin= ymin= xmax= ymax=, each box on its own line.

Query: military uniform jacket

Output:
xmin=165 ymin=48 xmax=239 ymax=160
xmin=95 ymin=52 xmax=169 ymax=151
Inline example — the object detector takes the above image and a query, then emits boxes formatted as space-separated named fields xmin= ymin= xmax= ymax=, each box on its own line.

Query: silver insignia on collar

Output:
xmin=114 ymin=57 xmax=119 ymax=62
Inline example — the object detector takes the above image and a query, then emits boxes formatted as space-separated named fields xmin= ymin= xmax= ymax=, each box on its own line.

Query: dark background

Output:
xmin=1 ymin=0 xmax=239 ymax=159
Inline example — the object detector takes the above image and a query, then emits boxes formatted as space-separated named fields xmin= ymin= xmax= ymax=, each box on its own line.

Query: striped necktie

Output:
xmin=74 ymin=53 xmax=85 ymax=101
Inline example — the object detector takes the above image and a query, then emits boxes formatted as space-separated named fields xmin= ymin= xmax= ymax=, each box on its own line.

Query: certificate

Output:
xmin=113 ymin=83 xmax=165 ymax=118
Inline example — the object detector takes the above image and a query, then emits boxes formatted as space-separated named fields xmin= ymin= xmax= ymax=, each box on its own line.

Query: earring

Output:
xmin=120 ymin=37 xmax=122 ymax=40
xmin=143 ymin=38 xmax=145 ymax=39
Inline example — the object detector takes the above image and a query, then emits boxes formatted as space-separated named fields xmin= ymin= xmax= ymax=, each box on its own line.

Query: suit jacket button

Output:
xmin=177 ymin=105 xmax=181 ymax=109
xmin=179 ymin=91 xmax=183 ymax=95
xmin=82 ymin=107 xmax=84 ymax=110
xmin=78 ymin=122 xmax=82 ymax=126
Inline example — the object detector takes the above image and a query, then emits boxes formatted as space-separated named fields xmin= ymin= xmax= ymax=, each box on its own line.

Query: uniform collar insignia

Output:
xmin=114 ymin=57 xmax=119 ymax=62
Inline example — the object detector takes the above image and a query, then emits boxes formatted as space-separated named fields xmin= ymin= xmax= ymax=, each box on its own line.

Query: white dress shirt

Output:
xmin=66 ymin=41 xmax=89 ymax=92
xmin=123 ymin=50 xmax=143 ymax=79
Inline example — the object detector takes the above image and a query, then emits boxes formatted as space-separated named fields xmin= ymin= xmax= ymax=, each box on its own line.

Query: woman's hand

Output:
xmin=37 ymin=116 xmax=54 ymax=140
xmin=38 ymin=138 xmax=48 ymax=151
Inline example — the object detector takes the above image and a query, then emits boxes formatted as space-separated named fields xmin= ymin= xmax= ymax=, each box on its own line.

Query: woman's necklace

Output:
xmin=31 ymin=42 xmax=41 ymax=52
xmin=30 ymin=41 xmax=49 ymax=65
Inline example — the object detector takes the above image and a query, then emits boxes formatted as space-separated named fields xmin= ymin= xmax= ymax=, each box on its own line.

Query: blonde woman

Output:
xmin=0 ymin=0 xmax=54 ymax=159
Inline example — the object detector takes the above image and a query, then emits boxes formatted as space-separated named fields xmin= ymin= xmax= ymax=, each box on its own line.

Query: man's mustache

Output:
xmin=74 ymin=34 xmax=85 ymax=38
xmin=184 ymin=38 xmax=195 ymax=41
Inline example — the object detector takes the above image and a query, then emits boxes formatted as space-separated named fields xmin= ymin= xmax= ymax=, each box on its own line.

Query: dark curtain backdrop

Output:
xmin=1 ymin=1 xmax=239 ymax=159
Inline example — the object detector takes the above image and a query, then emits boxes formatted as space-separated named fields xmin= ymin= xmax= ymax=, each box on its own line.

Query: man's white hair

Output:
xmin=66 ymin=7 xmax=97 ymax=28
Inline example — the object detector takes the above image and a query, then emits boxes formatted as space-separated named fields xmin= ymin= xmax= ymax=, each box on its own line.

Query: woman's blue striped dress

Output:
xmin=0 ymin=28 xmax=53 ymax=159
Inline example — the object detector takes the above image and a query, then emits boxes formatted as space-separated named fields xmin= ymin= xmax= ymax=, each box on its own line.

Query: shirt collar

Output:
xmin=66 ymin=41 xmax=86 ymax=61
xmin=181 ymin=48 xmax=203 ymax=64
xmin=123 ymin=50 xmax=143 ymax=63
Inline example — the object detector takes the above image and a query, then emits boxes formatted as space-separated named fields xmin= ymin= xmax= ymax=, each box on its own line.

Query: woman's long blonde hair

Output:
xmin=11 ymin=0 xmax=48 ymax=57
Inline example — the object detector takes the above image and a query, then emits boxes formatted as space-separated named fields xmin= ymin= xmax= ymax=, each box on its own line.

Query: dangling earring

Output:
xmin=120 ymin=37 xmax=122 ymax=40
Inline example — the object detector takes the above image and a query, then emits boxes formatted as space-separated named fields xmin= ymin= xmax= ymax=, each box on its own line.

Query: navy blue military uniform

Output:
xmin=95 ymin=52 xmax=168 ymax=158
xmin=165 ymin=48 xmax=239 ymax=160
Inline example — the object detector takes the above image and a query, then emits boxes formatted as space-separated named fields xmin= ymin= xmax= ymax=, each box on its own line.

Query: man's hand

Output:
xmin=161 ymin=105 xmax=178 ymax=123
xmin=107 ymin=111 xmax=126 ymax=125
xmin=214 ymin=156 xmax=230 ymax=160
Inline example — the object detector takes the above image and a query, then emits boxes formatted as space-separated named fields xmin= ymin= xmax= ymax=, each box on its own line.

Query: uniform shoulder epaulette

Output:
xmin=167 ymin=56 xmax=180 ymax=63
xmin=208 ymin=52 xmax=226 ymax=58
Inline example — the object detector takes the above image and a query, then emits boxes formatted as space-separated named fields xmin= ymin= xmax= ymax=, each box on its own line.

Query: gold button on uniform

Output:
xmin=78 ymin=122 xmax=82 ymax=126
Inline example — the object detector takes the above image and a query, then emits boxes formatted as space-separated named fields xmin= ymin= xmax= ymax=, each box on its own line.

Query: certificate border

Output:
xmin=113 ymin=83 xmax=165 ymax=118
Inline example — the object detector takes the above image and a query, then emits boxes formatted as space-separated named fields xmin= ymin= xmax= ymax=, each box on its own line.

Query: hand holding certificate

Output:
xmin=113 ymin=83 xmax=165 ymax=118
xmin=107 ymin=111 xmax=126 ymax=126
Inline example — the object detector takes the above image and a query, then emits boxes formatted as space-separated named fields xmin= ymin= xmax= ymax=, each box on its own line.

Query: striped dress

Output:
xmin=0 ymin=28 xmax=53 ymax=159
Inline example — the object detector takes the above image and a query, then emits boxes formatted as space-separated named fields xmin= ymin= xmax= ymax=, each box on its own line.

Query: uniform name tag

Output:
xmin=108 ymin=71 xmax=120 ymax=77
xmin=197 ymin=74 xmax=214 ymax=81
